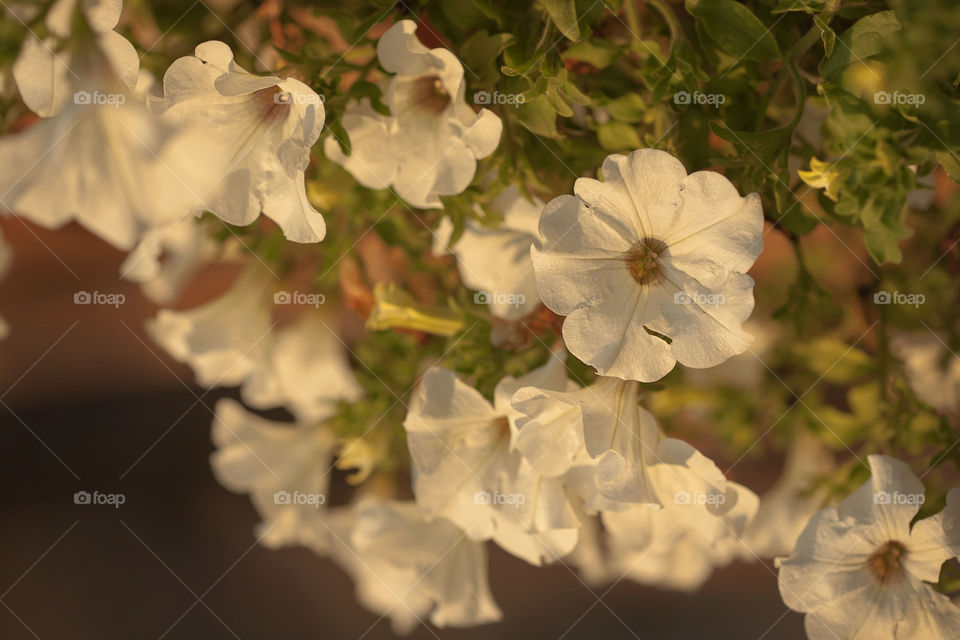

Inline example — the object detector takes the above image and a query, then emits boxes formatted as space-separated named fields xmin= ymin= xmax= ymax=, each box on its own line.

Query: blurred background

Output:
xmin=0 ymin=216 xmax=805 ymax=639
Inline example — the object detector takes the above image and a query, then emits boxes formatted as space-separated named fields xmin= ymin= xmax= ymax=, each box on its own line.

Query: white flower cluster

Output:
xmin=2 ymin=4 xmax=958 ymax=638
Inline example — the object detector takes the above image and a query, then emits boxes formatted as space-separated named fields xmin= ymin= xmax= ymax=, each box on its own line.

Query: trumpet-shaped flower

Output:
xmin=149 ymin=271 xmax=361 ymax=421
xmin=313 ymin=500 xmax=501 ymax=634
xmin=514 ymin=375 xmax=746 ymax=507
xmin=1 ymin=49 xmax=227 ymax=249
xmin=160 ymin=41 xmax=327 ymax=243
xmin=603 ymin=480 xmax=758 ymax=591
xmin=891 ymin=330 xmax=960 ymax=416
xmin=211 ymin=398 xmax=337 ymax=547
xmin=433 ymin=186 xmax=544 ymax=320
xmin=777 ymin=455 xmax=960 ymax=640
xmin=402 ymin=353 xmax=582 ymax=565
xmin=324 ymin=20 xmax=501 ymax=209
xmin=531 ymin=148 xmax=763 ymax=382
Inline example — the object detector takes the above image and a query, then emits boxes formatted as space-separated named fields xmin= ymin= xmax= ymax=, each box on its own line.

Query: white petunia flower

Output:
xmin=531 ymin=148 xmax=764 ymax=382
xmin=159 ymin=41 xmax=327 ymax=243
xmin=324 ymin=20 xmax=502 ymax=209
xmin=148 ymin=266 xmax=274 ymax=388
xmin=240 ymin=313 xmax=363 ymax=423
xmin=119 ymin=215 xmax=216 ymax=304
xmin=514 ymin=375 xmax=746 ymax=507
xmin=777 ymin=455 xmax=960 ymax=640
xmin=149 ymin=271 xmax=360 ymax=421
xmin=890 ymin=330 xmax=960 ymax=417
xmin=211 ymin=398 xmax=337 ymax=547
xmin=0 ymin=71 xmax=226 ymax=249
xmin=12 ymin=0 xmax=132 ymax=118
xmin=741 ymin=430 xmax=833 ymax=559
xmin=311 ymin=500 xmax=502 ymax=634
xmin=603 ymin=480 xmax=758 ymax=591
xmin=433 ymin=186 xmax=544 ymax=320
xmin=402 ymin=353 xmax=583 ymax=565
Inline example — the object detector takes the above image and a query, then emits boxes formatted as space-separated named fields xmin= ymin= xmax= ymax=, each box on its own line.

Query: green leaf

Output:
xmin=936 ymin=150 xmax=960 ymax=183
xmin=684 ymin=0 xmax=781 ymax=61
xmin=814 ymin=14 xmax=836 ymax=57
xmin=861 ymin=197 xmax=910 ymax=264
xmin=562 ymin=39 xmax=623 ymax=69
xmin=517 ymin=95 xmax=561 ymax=138
xmin=605 ymin=93 xmax=646 ymax=123
xmin=793 ymin=337 xmax=873 ymax=384
xmin=597 ymin=121 xmax=642 ymax=151
xmin=328 ymin=119 xmax=351 ymax=155
xmin=349 ymin=80 xmax=390 ymax=116
xmin=544 ymin=0 xmax=580 ymax=42
xmin=819 ymin=11 xmax=901 ymax=82
xmin=461 ymin=31 xmax=515 ymax=85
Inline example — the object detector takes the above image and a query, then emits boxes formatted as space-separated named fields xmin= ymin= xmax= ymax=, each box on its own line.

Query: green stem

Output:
xmin=787 ymin=0 xmax=842 ymax=59
xmin=646 ymin=0 xmax=681 ymax=51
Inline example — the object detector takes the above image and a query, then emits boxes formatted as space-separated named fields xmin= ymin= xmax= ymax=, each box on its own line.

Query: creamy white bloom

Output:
xmin=402 ymin=353 xmax=582 ymax=565
xmin=777 ymin=455 xmax=960 ymax=640
xmin=311 ymin=500 xmax=501 ymax=634
xmin=148 ymin=266 xmax=274 ymax=388
xmin=324 ymin=20 xmax=501 ymax=209
xmin=119 ymin=215 xmax=215 ymax=304
xmin=160 ymin=41 xmax=327 ymax=243
xmin=603 ymin=480 xmax=758 ymax=591
xmin=891 ymin=330 xmax=960 ymax=416
xmin=741 ymin=430 xmax=833 ymax=559
xmin=1 ymin=59 xmax=226 ymax=249
xmin=12 ymin=0 xmax=132 ymax=118
xmin=149 ymin=272 xmax=360 ymax=421
xmin=433 ymin=186 xmax=544 ymax=320
xmin=514 ymin=375 xmax=747 ymax=507
xmin=240 ymin=313 xmax=363 ymax=423
xmin=211 ymin=398 xmax=336 ymax=547
xmin=531 ymin=148 xmax=763 ymax=382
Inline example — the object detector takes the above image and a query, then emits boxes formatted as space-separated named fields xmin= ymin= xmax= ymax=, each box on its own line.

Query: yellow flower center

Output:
xmin=624 ymin=237 xmax=667 ymax=285
xmin=412 ymin=75 xmax=451 ymax=115
xmin=867 ymin=540 xmax=907 ymax=585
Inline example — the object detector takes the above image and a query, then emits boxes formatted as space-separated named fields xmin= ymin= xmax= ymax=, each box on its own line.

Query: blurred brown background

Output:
xmin=0 ymin=217 xmax=804 ymax=639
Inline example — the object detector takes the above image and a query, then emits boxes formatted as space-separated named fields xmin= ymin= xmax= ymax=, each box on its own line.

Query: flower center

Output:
xmin=624 ymin=237 xmax=667 ymax=285
xmin=867 ymin=540 xmax=908 ymax=585
xmin=251 ymin=85 xmax=291 ymax=123
xmin=412 ymin=75 xmax=451 ymax=115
